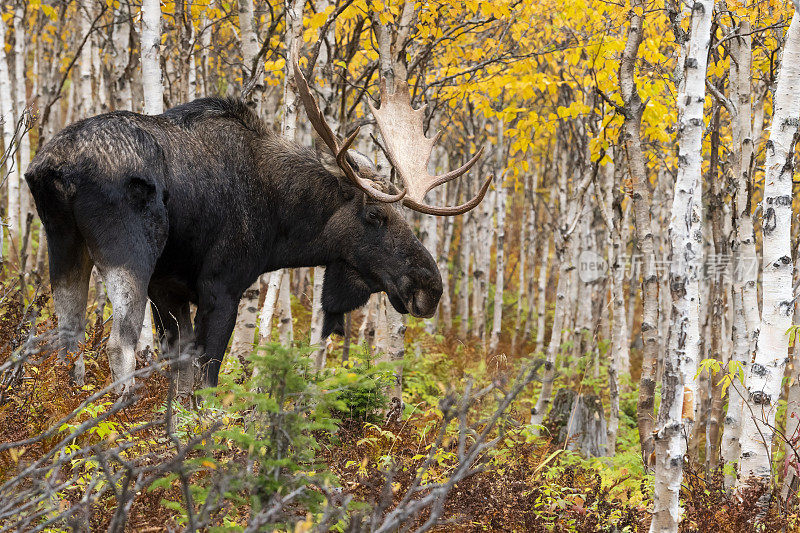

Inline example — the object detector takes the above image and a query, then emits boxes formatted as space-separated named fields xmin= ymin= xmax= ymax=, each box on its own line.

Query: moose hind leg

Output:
xmin=151 ymin=293 xmax=196 ymax=395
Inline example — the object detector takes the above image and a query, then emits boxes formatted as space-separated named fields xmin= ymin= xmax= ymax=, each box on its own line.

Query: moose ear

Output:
xmin=320 ymin=262 xmax=373 ymax=338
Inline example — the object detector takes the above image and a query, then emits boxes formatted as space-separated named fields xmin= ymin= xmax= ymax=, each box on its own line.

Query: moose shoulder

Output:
xmin=28 ymin=73 xmax=489 ymax=392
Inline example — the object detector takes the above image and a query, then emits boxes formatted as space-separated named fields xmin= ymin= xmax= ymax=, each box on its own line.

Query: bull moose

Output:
xmin=25 ymin=62 xmax=491 ymax=392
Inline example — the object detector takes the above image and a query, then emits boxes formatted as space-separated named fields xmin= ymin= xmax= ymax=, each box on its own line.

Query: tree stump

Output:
xmin=544 ymin=388 xmax=609 ymax=457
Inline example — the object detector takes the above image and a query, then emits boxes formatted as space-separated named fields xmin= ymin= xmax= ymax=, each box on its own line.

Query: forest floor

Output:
xmin=0 ymin=275 xmax=798 ymax=532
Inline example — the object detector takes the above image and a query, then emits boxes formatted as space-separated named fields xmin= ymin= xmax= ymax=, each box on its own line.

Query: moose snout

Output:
xmin=411 ymin=289 xmax=438 ymax=318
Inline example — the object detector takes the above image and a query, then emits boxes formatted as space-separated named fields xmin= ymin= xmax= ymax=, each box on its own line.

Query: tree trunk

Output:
xmin=13 ymin=4 xmax=30 ymax=262
xmin=723 ymin=25 xmax=757 ymax=487
xmin=533 ymin=236 xmax=550 ymax=354
xmin=650 ymin=2 xmax=711 ymax=530
xmin=0 ymin=16 xmax=19 ymax=265
xmin=78 ymin=0 xmax=94 ymax=118
xmin=458 ymin=213 xmax=472 ymax=338
xmin=310 ymin=266 xmax=328 ymax=370
xmin=277 ymin=269 xmax=293 ymax=343
xmin=706 ymin=104 xmax=726 ymax=470
xmin=229 ymin=279 xmax=262 ymax=364
xmin=619 ymin=0 xmax=660 ymax=467
xmin=141 ymin=0 xmax=164 ymax=115
xmin=139 ymin=0 xmax=164 ymax=351
xmin=737 ymin=9 xmax=800 ymax=490
xmin=531 ymin=146 xmax=593 ymax=429
xmin=489 ymin=169 xmax=507 ymax=353
xmin=472 ymin=182 xmax=493 ymax=346
xmin=782 ymin=268 xmax=800 ymax=499
xmin=258 ymin=270 xmax=283 ymax=343
xmin=545 ymin=389 xmax=608 ymax=457
xmin=512 ymin=175 xmax=531 ymax=351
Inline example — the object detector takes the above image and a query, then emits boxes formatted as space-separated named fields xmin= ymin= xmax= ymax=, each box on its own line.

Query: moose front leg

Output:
xmin=193 ymin=292 xmax=240 ymax=388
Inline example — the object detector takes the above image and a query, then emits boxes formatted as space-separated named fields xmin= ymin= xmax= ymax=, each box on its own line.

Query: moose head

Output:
xmin=293 ymin=61 xmax=493 ymax=337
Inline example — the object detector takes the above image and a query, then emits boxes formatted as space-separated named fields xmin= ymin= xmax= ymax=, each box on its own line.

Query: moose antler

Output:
xmin=369 ymin=79 xmax=491 ymax=216
xmin=292 ymin=59 xmax=405 ymax=203
xmin=293 ymin=53 xmax=490 ymax=215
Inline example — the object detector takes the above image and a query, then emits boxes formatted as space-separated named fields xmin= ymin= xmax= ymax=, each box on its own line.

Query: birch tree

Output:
xmin=141 ymin=0 xmax=163 ymax=115
xmin=737 ymin=7 xmax=800 ymax=489
xmin=13 ymin=2 xmax=30 ymax=251
xmin=0 ymin=14 xmax=19 ymax=263
xmin=619 ymin=0 xmax=660 ymax=465
xmin=650 ymin=0 xmax=712 ymax=530
xmin=489 ymin=129 xmax=507 ymax=353
xmin=138 ymin=0 xmax=164 ymax=350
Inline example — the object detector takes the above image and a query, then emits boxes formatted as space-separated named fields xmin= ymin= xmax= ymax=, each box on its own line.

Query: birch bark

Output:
xmin=530 ymin=143 xmax=593 ymax=428
xmin=619 ymin=0 xmax=660 ymax=465
xmin=0 ymin=16 xmax=19 ymax=263
xmin=650 ymin=1 xmax=711 ymax=530
xmin=138 ymin=0 xmax=164 ymax=350
xmin=489 ymin=175 xmax=507 ymax=352
xmin=77 ymin=0 xmax=93 ymax=117
xmin=458 ymin=213 xmax=472 ymax=338
xmin=512 ymin=175 xmax=531 ymax=351
xmin=230 ymin=279 xmax=262 ymax=363
xmin=13 ymin=4 xmax=30 ymax=255
xmin=722 ymin=24 xmax=757 ymax=486
xmin=141 ymin=0 xmax=164 ymax=115
xmin=533 ymin=236 xmax=550 ymax=354
xmin=737 ymin=9 xmax=800 ymax=489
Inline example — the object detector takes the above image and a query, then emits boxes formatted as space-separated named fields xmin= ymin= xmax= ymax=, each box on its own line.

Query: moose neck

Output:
xmin=257 ymin=146 xmax=346 ymax=273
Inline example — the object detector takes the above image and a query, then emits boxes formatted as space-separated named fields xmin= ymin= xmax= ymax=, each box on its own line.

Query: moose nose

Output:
xmin=412 ymin=289 xmax=437 ymax=318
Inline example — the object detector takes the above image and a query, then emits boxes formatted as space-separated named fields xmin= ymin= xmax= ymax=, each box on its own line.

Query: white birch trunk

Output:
xmin=438 ymin=186 xmax=455 ymax=328
xmin=239 ymin=0 xmax=259 ymax=76
xmin=472 ymin=181 xmax=493 ymax=346
xmin=533 ymin=236 xmax=550 ymax=354
xmin=310 ymin=266 xmax=328 ymax=370
xmin=0 ymin=16 xmax=19 ymax=260
xmin=489 ymin=180 xmax=507 ymax=353
xmin=530 ymin=250 xmax=568 ymax=428
xmin=512 ymin=180 xmax=530 ymax=351
xmin=307 ymin=0 xmax=335 ymax=368
xmin=458 ymin=214 xmax=472 ymax=338
xmin=229 ymin=279 xmax=262 ymax=363
xmin=722 ymin=20 xmax=757 ymax=488
xmin=737 ymin=10 xmax=800 ymax=489
xmin=13 ymin=4 xmax=30 ymax=254
xmin=357 ymin=293 xmax=378 ymax=347
xmin=253 ymin=0 xmax=303 ymax=338
xmin=78 ymin=0 xmax=93 ymax=117
xmin=782 ymin=268 xmax=800 ymax=499
xmin=277 ymin=269 xmax=293 ymax=343
xmin=141 ymin=0 xmax=163 ymax=115
xmin=258 ymin=270 xmax=283 ymax=342
xmin=111 ymin=2 xmax=133 ymax=110
xmin=650 ymin=2 xmax=711 ymax=530
xmin=138 ymin=0 xmax=163 ymax=349
xmin=187 ymin=3 xmax=197 ymax=101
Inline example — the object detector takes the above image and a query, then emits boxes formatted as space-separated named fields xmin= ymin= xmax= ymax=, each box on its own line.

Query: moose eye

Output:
xmin=366 ymin=209 xmax=383 ymax=226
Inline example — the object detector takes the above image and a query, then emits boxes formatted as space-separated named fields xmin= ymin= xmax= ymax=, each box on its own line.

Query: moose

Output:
xmin=25 ymin=61 xmax=491 ymax=392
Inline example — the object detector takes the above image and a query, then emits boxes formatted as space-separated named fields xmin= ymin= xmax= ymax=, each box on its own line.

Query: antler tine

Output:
xmin=292 ymin=55 xmax=405 ymax=203
xmin=337 ymin=129 xmax=407 ymax=203
xmin=404 ymin=173 xmax=494 ymax=216
xmin=369 ymin=76 xmax=488 ymax=216
xmin=292 ymin=59 xmax=339 ymax=155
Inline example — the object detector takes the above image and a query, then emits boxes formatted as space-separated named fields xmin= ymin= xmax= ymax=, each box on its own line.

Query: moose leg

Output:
xmin=97 ymin=266 xmax=150 ymax=393
xmin=194 ymin=291 xmax=239 ymax=388
xmin=151 ymin=293 xmax=195 ymax=394
xmin=48 ymin=230 xmax=93 ymax=385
